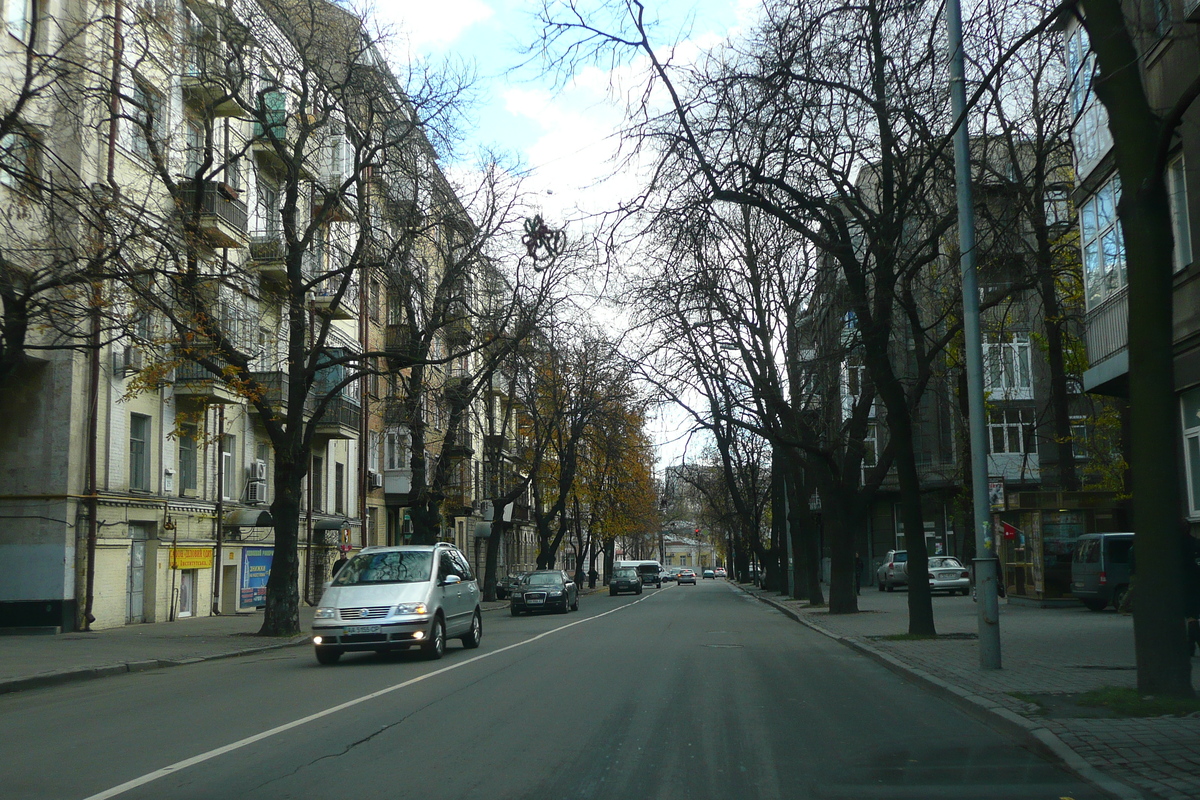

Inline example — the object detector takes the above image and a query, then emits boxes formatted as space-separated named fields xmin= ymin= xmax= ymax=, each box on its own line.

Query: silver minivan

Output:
xmin=311 ymin=544 xmax=482 ymax=664
xmin=1071 ymin=532 xmax=1134 ymax=611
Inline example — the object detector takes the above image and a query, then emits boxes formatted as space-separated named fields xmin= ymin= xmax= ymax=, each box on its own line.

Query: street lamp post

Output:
xmin=947 ymin=0 xmax=1001 ymax=669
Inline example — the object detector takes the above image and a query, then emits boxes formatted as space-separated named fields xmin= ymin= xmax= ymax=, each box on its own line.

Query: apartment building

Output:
xmin=0 ymin=0 xmax=500 ymax=629
xmin=1065 ymin=9 xmax=1200 ymax=527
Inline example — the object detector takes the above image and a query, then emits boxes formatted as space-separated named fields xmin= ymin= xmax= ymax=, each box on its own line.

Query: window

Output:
xmin=184 ymin=117 xmax=205 ymax=177
xmin=5 ymin=0 xmax=32 ymax=42
xmin=988 ymin=408 xmax=1037 ymax=455
xmin=0 ymin=128 xmax=39 ymax=191
xmin=385 ymin=429 xmax=407 ymax=470
xmin=1080 ymin=177 xmax=1126 ymax=309
xmin=335 ymin=462 xmax=345 ymax=515
xmin=178 ymin=424 xmax=197 ymax=492
xmin=221 ymin=434 xmax=236 ymax=501
xmin=1169 ymin=154 xmax=1192 ymax=273
xmin=1183 ymin=388 xmax=1200 ymax=519
xmin=258 ymin=179 xmax=280 ymax=237
xmin=368 ymin=431 xmax=380 ymax=473
xmin=841 ymin=362 xmax=874 ymax=419
xmin=984 ymin=334 xmax=1033 ymax=400
xmin=862 ymin=423 xmax=878 ymax=471
xmin=130 ymin=414 xmax=151 ymax=491
xmin=1069 ymin=416 xmax=1089 ymax=461
xmin=312 ymin=455 xmax=324 ymax=511
xmin=128 ymin=79 xmax=166 ymax=160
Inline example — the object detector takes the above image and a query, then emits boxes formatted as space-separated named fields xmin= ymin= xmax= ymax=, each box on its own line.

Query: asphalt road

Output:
xmin=0 ymin=580 xmax=1108 ymax=800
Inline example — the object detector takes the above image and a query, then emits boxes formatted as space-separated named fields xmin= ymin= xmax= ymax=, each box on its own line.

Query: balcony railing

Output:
xmin=309 ymin=394 xmax=361 ymax=438
xmin=177 ymin=180 xmax=248 ymax=248
xmin=249 ymin=232 xmax=288 ymax=282
xmin=1084 ymin=285 xmax=1129 ymax=368
xmin=247 ymin=370 xmax=289 ymax=410
xmin=174 ymin=359 xmax=239 ymax=403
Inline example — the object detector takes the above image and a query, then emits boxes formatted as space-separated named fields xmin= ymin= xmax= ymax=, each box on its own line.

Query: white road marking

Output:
xmin=81 ymin=596 xmax=654 ymax=800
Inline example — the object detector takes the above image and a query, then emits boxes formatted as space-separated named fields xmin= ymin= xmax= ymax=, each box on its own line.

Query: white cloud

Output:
xmin=375 ymin=0 xmax=494 ymax=50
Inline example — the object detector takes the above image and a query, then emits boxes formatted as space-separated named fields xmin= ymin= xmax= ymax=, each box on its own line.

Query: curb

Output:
xmin=736 ymin=584 xmax=1144 ymax=800
xmin=0 ymin=634 xmax=310 ymax=696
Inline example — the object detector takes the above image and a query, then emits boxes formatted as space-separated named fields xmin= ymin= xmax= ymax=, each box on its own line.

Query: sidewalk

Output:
xmin=0 ymin=598 xmax=510 ymax=696
xmin=736 ymin=582 xmax=1200 ymax=800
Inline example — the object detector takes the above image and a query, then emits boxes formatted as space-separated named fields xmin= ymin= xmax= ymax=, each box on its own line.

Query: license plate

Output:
xmin=345 ymin=625 xmax=380 ymax=635
xmin=528 ymin=598 xmax=544 ymax=604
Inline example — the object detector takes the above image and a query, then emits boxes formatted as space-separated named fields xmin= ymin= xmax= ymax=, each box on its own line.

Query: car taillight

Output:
xmin=1099 ymin=572 xmax=1107 ymax=585
xmin=961 ymin=571 xmax=969 ymax=578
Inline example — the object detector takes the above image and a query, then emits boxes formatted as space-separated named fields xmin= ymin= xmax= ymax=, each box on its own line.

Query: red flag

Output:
xmin=1002 ymin=521 xmax=1019 ymax=540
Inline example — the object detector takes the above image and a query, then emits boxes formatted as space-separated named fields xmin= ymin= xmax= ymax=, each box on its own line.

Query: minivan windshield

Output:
xmin=332 ymin=551 xmax=433 ymax=585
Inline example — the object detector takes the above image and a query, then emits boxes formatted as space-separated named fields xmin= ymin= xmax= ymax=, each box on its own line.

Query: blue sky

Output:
xmin=374 ymin=0 xmax=754 ymax=214
xmin=373 ymin=1 xmax=755 ymax=467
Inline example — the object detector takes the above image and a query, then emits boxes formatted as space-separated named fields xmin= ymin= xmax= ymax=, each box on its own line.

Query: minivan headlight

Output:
xmin=314 ymin=607 xmax=337 ymax=620
xmin=394 ymin=603 xmax=428 ymax=615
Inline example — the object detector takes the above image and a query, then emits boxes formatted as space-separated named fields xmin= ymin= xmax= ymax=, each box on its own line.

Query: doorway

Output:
xmin=127 ymin=524 xmax=148 ymax=624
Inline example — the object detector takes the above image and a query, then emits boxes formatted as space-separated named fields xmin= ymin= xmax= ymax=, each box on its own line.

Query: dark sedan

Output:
xmin=608 ymin=567 xmax=643 ymax=596
xmin=511 ymin=570 xmax=579 ymax=615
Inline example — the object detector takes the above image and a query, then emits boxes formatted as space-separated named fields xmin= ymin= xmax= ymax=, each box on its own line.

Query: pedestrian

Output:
xmin=331 ymin=551 xmax=348 ymax=578
xmin=855 ymin=553 xmax=863 ymax=595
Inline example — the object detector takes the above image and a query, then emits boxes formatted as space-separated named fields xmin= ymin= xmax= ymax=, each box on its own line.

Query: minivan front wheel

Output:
xmin=461 ymin=610 xmax=482 ymax=649
xmin=422 ymin=616 xmax=446 ymax=660
xmin=315 ymin=647 xmax=341 ymax=665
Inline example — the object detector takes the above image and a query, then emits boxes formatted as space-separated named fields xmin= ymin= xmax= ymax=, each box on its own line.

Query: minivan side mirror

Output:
xmin=442 ymin=574 xmax=462 ymax=586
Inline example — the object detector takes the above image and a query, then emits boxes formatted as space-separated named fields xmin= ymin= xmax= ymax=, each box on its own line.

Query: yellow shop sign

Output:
xmin=170 ymin=547 xmax=214 ymax=570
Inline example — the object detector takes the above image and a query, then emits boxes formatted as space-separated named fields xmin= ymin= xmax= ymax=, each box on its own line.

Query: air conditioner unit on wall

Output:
xmin=247 ymin=480 xmax=268 ymax=504
xmin=252 ymin=459 xmax=267 ymax=481
xmin=367 ymin=469 xmax=383 ymax=490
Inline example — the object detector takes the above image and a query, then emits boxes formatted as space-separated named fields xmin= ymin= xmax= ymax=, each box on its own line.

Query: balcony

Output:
xmin=177 ymin=180 xmax=248 ymax=249
xmin=249 ymin=233 xmax=289 ymax=283
xmin=247 ymin=371 xmax=289 ymax=412
xmin=251 ymin=112 xmax=316 ymax=179
xmin=444 ymin=315 xmax=473 ymax=347
xmin=309 ymin=394 xmax=361 ymax=439
xmin=174 ymin=360 xmax=240 ymax=403
xmin=384 ymin=467 xmax=412 ymax=497
xmin=383 ymin=397 xmax=412 ymax=425
xmin=181 ymin=40 xmax=248 ymax=117
xmin=385 ymin=324 xmax=416 ymax=369
xmin=445 ymin=431 xmax=475 ymax=457
xmin=1083 ymin=286 xmax=1130 ymax=394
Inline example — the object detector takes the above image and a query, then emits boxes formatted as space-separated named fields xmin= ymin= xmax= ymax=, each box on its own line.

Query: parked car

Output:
xmin=678 ymin=569 xmax=697 ymax=585
xmin=495 ymin=572 xmax=529 ymax=600
xmin=609 ymin=567 xmax=643 ymax=596
xmin=714 ymin=567 xmax=727 ymax=578
xmin=927 ymin=556 xmax=970 ymax=595
xmin=662 ymin=567 xmax=680 ymax=582
xmin=877 ymin=550 xmax=908 ymax=591
xmin=311 ymin=543 xmax=482 ymax=665
xmin=1072 ymin=533 xmax=1135 ymax=611
xmin=511 ymin=570 xmax=579 ymax=615
xmin=702 ymin=569 xmax=716 ymax=579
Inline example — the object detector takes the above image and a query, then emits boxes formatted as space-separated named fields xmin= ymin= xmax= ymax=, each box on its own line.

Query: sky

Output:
xmin=371 ymin=0 xmax=757 ymax=468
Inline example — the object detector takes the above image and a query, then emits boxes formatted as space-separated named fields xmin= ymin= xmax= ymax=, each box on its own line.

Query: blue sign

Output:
xmin=240 ymin=547 xmax=274 ymax=608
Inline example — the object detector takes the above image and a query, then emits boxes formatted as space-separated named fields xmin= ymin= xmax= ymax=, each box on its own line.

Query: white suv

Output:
xmin=311 ymin=544 xmax=482 ymax=664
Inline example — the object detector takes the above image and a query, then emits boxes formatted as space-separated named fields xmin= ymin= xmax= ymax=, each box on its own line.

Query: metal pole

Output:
xmin=947 ymin=0 xmax=1001 ymax=668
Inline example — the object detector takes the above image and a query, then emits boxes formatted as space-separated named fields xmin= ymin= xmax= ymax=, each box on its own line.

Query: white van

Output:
xmin=311 ymin=543 xmax=482 ymax=664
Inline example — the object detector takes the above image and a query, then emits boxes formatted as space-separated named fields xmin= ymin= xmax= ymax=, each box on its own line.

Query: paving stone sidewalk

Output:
xmin=735 ymin=582 xmax=1200 ymax=800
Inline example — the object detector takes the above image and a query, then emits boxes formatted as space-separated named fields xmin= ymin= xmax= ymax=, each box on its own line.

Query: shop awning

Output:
xmin=223 ymin=508 xmax=274 ymax=528
xmin=313 ymin=517 xmax=358 ymax=531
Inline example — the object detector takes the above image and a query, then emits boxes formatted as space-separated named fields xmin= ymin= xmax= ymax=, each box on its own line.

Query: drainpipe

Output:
xmin=358 ymin=263 xmax=368 ymax=548
xmin=84 ymin=0 xmax=127 ymax=632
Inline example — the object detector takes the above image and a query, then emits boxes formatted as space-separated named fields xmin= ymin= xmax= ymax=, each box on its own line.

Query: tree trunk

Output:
xmin=259 ymin=466 xmax=303 ymax=636
xmin=1085 ymin=0 xmax=1193 ymax=698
